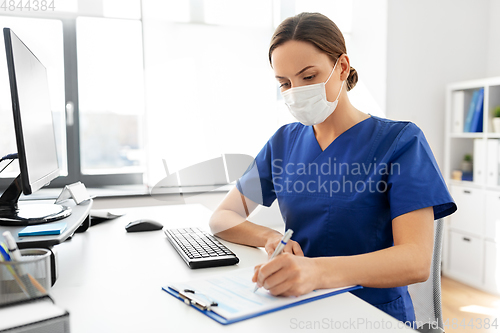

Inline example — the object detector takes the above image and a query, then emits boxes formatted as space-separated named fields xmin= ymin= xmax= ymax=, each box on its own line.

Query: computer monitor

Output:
xmin=0 ymin=28 xmax=71 ymax=226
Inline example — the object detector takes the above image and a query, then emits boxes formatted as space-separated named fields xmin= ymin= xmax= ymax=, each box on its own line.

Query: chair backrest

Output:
xmin=407 ymin=219 xmax=444 ymax=332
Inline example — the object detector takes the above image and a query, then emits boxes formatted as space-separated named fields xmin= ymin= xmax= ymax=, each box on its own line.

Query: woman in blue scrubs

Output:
xmin=209 ymin=12 xmax=456 ymax=326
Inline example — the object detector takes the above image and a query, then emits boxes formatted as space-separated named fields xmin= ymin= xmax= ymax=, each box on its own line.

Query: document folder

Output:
xmin=162 ymin=267 xmax=362 ymax=325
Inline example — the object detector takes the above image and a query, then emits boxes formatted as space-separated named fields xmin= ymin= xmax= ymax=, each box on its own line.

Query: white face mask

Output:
xmin=282 ymin=58 xmax=345 ymax=126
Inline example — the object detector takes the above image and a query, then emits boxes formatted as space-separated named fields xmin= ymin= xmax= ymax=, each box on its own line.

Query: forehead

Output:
xmin=271 ymin=40 xmax=330 ymax=76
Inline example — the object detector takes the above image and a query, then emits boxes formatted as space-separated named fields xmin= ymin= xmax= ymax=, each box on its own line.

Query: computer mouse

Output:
xmin=125 ymin=219 xmax=163 ymax=232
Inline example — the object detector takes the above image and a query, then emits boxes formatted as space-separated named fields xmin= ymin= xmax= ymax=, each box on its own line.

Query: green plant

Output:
xmin=494 ymin=105 xmax=500 ymax=118
xmin=464 ymin=154 xmax=472 ymax=162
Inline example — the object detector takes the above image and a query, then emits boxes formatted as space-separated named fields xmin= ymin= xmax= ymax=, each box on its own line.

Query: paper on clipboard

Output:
xmin=163 ymin=267 xmax=361 ymax=324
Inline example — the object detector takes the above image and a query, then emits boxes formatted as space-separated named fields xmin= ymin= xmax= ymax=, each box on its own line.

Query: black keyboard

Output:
xmin=164 ymin=227 xmax=239 ymax=269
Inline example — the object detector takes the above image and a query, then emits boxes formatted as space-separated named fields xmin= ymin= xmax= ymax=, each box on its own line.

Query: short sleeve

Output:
xmin=387 ymin=123 xmax=457 ymax=220
xmin=236 ymin=139 xmax=277 ymax=207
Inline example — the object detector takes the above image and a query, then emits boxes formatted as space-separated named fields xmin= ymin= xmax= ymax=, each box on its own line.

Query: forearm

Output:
xmin=210 ymin=209 xmax=282 ymax=248
xmin=315 ymin=244 xmax=430 ymax=289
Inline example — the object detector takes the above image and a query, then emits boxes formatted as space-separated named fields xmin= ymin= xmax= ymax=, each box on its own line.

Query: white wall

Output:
xmin=386 ymin=0 xmax=492 ymax=169
xmin=141 ymin=4 xmax=278 ymax=188
xmin=487 ymin=0 xmax=500 ymax=76
xmin=349 ymin=0 xmax=387 ymax=115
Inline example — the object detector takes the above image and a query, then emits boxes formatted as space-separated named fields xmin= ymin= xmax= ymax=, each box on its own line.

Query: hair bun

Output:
xmin=347 ymin=66 xmax=358 ymax=91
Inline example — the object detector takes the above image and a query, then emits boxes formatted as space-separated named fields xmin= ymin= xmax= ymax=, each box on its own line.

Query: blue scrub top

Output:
xmin=236 ymin=115 xmax=457 ymax=324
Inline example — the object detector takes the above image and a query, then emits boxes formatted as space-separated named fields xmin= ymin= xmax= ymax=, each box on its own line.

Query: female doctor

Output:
xmin=209 ymin=12 xmax=456 ymax=325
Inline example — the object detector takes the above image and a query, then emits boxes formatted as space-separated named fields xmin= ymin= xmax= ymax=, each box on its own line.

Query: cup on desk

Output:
xmin=0 ymin=248 xmax=51 ymax=305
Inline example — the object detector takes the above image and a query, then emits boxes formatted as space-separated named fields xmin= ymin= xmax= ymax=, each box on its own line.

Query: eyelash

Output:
xmin=279 ymin=75 xmax=316 ymax=88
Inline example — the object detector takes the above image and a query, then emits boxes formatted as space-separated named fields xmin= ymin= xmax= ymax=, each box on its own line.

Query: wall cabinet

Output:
xmin=485 ymin=191 xmax=500 ymax=241
xmin=484 ymin=240 xmax=500 ymax=293
xmin=449 ymin=186 xmax=484 ymax=236
xmin=443 ymin=77 xmax=500 ymax=295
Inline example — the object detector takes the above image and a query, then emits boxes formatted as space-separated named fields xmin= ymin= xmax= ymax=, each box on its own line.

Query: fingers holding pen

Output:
xmin=291 ymin=241 xmax=304 ymax=256
xmin=265 ymin=238 xmax=304 ymax=258
xmin=253 ymin=253 xmax=320 ymax=297
xmin=252 ymin=264 xmax=262 ymax=286
xmin=253 ymin=253 xmax=291 ymax=292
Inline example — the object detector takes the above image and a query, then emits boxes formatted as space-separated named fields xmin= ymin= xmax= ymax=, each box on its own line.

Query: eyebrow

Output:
xmin=275 ymin=65 xmax=315 ymax=79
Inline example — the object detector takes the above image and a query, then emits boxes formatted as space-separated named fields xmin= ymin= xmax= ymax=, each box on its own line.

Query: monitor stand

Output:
xmin=0 ymin=174 xmax=72 ymax=226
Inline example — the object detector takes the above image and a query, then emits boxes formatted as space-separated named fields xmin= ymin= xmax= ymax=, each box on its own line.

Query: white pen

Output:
xmin=253 ymin=229 xmax=294 ymax=293
xmin=3 ymin=231 xmax=39 ymax=297
xmin=3 ymin=231 xmax=25 ymax=272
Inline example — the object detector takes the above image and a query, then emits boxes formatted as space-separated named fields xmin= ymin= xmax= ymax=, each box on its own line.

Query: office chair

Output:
xmin=408 ymin=218 xmax=445 ymax=333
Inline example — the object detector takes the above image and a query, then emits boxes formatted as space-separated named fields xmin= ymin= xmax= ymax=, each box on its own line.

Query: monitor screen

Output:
xmin=4 ymin=28 xmax=59 ymax=195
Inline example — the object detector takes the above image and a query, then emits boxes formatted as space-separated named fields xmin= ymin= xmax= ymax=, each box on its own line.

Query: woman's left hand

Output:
xmin=252 ymin=253 xmax=321 ymax=297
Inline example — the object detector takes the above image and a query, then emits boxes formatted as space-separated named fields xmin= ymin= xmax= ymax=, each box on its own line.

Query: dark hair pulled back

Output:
xmin=269 ymin=12 xmax=358 ymax=91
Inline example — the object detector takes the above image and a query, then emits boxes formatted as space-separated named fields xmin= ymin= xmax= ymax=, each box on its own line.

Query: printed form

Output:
xmin=167 ymin=267 xmax=356 ymax=321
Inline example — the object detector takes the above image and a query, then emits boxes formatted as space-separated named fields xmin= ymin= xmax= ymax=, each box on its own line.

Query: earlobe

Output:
xmin=340 ymin=55 xmax=350 ymax=80
xmin=343 ymin=67 xmax=350 ymax=81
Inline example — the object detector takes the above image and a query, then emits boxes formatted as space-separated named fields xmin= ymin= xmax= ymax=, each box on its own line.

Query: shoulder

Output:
xmin=268 ymin=122 xmax=304 ymax=146
xmin=274 ymin=121 xmax=303 ymax=137
xmin=371 ymin=116 xmax=432 ymax=167
xmin=370 ymin=115 xmax=424 ymax=146
xmin=370 ymin=115 xmax=421 ymax=135
xmin=365 ymin=115 xmax=429 ymax=162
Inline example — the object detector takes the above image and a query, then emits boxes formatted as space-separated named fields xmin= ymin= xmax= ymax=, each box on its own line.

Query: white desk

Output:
xmin=50 ymin=204 xmax=416 ymax=332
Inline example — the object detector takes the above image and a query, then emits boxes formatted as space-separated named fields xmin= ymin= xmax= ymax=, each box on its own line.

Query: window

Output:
xmin=76 ymin=17 xmax=145 ymax=175
xmin=0 ymin=1 xmax=145 ymax=190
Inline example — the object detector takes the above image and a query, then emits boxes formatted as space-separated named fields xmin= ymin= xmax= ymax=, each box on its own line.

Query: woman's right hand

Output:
xmin=264 ymin=233 xmax=304 ymax=258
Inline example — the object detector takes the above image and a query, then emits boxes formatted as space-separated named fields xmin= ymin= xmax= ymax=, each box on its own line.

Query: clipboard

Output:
xmin=162 ymin=268 xmax=362 ymax=325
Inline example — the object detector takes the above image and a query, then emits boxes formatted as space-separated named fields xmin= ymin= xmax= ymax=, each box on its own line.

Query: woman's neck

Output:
xmin=312 ymin=97 xmax=370 ymax=149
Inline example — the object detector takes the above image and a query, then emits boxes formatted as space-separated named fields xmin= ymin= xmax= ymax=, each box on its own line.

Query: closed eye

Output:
xmin=304 ymin=75 xmax=315 ymax=80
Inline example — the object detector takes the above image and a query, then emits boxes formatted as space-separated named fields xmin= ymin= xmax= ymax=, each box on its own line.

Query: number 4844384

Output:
xmin=444 ymin=317 xmax=498 ymax=329
xmin=1 ymin=0 xmax=55 ymax=11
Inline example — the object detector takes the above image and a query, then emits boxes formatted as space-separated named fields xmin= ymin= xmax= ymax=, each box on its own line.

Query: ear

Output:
xmin=339 ymin=54 xmax=350 ymax=81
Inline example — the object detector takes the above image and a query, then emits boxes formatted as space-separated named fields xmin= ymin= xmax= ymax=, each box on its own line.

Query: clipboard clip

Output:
xmin=179 ymin=289 xmax=218 ymax=311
